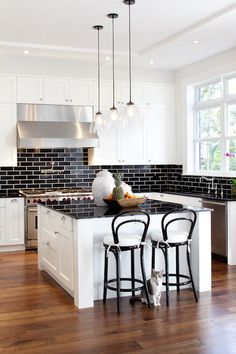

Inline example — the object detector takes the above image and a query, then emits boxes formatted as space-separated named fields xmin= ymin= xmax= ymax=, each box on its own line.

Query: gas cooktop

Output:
xmin=19 ymin=188 xmax=92 ymax=197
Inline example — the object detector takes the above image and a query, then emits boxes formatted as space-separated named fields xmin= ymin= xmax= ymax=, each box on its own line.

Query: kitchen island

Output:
xmin=37 ymin=199 xmax=211 ymax=309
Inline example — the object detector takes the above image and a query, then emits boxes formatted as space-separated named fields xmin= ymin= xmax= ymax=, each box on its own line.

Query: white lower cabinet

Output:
xmin=0 ymin=198 xmax=24 ymax=248
xmin=39 ymin=207 xmax=74 ymax=291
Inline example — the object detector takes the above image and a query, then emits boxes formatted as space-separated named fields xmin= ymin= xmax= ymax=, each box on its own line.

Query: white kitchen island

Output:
xmin=38 ymin=199 xmax=212 ymax=309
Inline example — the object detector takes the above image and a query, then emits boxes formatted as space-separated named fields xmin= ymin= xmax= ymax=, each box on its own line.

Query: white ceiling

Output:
xmin=0 ymin=0 xmax=236 ymax=70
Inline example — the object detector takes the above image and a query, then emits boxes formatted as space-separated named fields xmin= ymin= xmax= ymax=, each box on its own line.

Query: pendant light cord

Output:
xmin=97 ymin=29 xmax=101 ymax=113
xmin=128 ymin=2 xmax=132 ymax=104
xmin=112 ymin=17 xmax=115 ymax=109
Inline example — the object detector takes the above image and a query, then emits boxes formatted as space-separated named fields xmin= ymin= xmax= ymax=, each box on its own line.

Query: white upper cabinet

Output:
xmin=0 ymin=104 xmax=17 ymax=166
xmin=117 ymin=117 xmax=145 ymax=164
xmin=144 ymin=108 xmax=175 ymax=164
xmin=0 ymin=76 xmax=16 ymax=103
xmin=17 ymin=76 xmax=94 ymax=106
xmin=43 ymin=78 xmax=67 ymax=104
xmin=88 ymin=111 xmax=117 ymax=165
xmin=142 ymin=84 xmax=175 ymax=108
xmin=17 ymin=76 xmax=43 ymax=103
xmin=68 ymin=79 xmax=92 ymax=105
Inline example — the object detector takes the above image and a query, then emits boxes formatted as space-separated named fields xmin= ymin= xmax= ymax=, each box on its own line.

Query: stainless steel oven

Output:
xmin=27 ymin=207 xmax=38 ymax=249
xmin=19 ymin=189 xmax=93 ymax=249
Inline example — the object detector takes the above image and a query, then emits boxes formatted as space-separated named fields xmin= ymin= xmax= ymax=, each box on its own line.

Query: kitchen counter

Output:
xmin=39 ymin=198 xmax=210 ymax=219
xmin=0 ymin=190 xmax=23 ymax=198
xmin=38 ymin=199 xmax=212 ymax=309
xmin=160 ymin=190 xmax=236 ymax=201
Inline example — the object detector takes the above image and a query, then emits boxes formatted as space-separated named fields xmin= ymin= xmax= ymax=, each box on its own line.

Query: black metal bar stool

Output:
xmin=103 ymin=209 xmax=151 ymax=314
xmin=151 ymin=208 xmax=198 ymax=306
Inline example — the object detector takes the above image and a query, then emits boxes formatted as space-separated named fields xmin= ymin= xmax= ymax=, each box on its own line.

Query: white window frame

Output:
xmin=192 ymin=74 xmax=236 ymax=177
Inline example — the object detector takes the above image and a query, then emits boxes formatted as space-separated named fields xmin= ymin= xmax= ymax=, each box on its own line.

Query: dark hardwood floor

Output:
xmin=0 ymin=251 xmax=236 ymax=354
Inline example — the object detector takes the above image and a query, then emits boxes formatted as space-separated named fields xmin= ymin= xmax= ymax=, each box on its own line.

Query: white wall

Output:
xmin=0 ymin=52 xmax=174 ymax=83
xmin=174 ymin=46 xmax=236 ymax=169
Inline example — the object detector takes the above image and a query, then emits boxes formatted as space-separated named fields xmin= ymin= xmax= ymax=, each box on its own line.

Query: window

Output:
xmin=193 ymin=75 xmax=236 ymax=175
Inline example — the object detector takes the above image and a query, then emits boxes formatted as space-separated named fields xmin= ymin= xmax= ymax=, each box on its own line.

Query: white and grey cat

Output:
xmin=141 ymin=269 xmax=163 ymax=307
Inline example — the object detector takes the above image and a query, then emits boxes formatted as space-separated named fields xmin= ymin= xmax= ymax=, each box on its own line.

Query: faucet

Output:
xmin=200 ymin=176 xmax=217 ymax=194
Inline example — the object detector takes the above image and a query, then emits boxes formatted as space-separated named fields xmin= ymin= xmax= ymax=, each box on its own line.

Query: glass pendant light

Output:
xmin=107 ymin=13 xmax=119 ymax=127
xmin=123 ymin=0 xmax=139 ymax=120
xmin=90 ymin=25 xmax=104 ymax=133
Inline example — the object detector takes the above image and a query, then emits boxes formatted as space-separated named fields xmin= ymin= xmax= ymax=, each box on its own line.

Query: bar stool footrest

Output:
xmin=163 ymin=273 xmax=192 ymax=287
xmin=106 ymin=277 xmax=143 ymax=293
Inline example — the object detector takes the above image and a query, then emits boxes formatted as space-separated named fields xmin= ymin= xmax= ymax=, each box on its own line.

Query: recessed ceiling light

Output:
xmin=149 ymin=60 xmax=154 ymax=64
xmin=105 ymin=56 xmax=110 ymax=61
xmin=192 ymin=40 xmax=199 ymax=44
xmin=24 ymin=49 xmax=29 ymax=54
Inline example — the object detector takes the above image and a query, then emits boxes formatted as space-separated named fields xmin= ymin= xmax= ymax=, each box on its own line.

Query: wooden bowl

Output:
xmin=103 ymin=197 xmax=146 ymax=208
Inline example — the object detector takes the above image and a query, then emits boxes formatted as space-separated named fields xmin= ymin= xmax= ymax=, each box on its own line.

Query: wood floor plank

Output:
xmin=0 ymin=253 xmax=236 ymax=353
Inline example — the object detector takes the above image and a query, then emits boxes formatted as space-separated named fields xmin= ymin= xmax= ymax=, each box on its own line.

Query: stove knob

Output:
xmin=62 ymin=198 xmax=67 ymax=202
xmin=67 ymin=198 xmax=71 ymax=202
xmin=72 ymin=198 xmax=75 ymax=201
xmin=38 ymin=199 xmax=41 ymax=203
xmin=33 ymin=199 xmax=37 ymax=203
xmin=83 ymin=197 xmax=87 ymax=200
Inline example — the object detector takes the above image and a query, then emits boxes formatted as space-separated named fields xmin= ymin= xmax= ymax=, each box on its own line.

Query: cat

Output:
xmin=141 ymin=269 xmax=163 ymax=307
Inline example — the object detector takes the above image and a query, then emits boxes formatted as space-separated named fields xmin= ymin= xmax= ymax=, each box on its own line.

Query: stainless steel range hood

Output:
xmin=17 ymin=104 xmax=98 ymax=149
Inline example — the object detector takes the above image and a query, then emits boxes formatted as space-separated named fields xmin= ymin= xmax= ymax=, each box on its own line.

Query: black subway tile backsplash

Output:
xmin=0 ymin=148 xmax=234 ymax=195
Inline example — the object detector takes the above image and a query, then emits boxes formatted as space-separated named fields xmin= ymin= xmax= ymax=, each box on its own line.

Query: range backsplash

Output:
xmin=0 ymin=148 xmax=233 ymax=195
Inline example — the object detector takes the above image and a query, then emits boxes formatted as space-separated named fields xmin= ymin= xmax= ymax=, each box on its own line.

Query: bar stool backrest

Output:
xmin=111 ymin=209 xmax=150 ymax=245
xmin=161 ymin=208 xmax=197 ymax=242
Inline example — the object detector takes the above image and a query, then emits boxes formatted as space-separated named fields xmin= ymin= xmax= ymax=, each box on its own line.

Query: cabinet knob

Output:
xmin=61 ymin=216 xmax=66 ymax=221
xmin=46 ymin=241 xmax=50 ymax=246
xmin=70 ymin=99 xmax=73 ymax=102
xmin=148 ymin=159 xmax=151 ymax=162
xmin=54 ymin=231 xmax=59 ymax=235
xmin=10 ymin=199 xmax=18 ymax=203
xmin=46 ymin=210 xmax=50 ymax=214
xmin=65 ymin=99 xmax=69 ymax=102
xmin=147 ymin=102 xmax=151 ymax=106
xmin=40 ymin=98 xmax=43 ymax=101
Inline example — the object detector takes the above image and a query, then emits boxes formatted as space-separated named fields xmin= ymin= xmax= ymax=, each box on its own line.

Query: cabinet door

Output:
xmin=117 ymin=82 xmax=143 ymax=107
xmin=0 ymin=104 xmax=17 ymax=166
xmin=5 ymin=198 xmax=24 ymax=245
xmin=58 ymin=227 xmax=74 ymax=290
xmin=88 ymin=110 xmax=118 ymax=165
xmin=17 ymin=76 xmax=43 ymax=103
xmin=41 ymin=228 xmax=58 ymax=276
xmin=145 ymin=108 xmax=175 ymax=164
xmin=117 ymin=115 xmax=145 ymax=164
xmin=68 ymin=80 xmax=91 ymax=105
xmin=100 ymin=81 xmax=113 ymax=107
xmin=0 ymin=76 xmax=16 ymax=103
xmin=43 ymin=78 xmax=67 ymax=104
xmin=142 ymin=84 xmax=174 ymax=108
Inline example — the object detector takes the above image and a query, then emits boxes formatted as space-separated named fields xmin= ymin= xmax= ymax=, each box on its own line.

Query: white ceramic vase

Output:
xmin=92 ymin=170 xmax=115 ymax=206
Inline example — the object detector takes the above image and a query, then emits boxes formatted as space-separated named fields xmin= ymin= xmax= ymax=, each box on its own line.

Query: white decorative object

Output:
xmin=92 ymin=170 xmax=115 ymax=206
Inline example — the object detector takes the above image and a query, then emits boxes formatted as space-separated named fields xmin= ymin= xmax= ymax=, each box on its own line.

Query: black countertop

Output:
xmin=39 ymin=199 xmax=210 ymax=220
xmin=159 ymin=190 xmax=236 ymax=202
xmin=0 ymin=190 xmax=23 ymax=198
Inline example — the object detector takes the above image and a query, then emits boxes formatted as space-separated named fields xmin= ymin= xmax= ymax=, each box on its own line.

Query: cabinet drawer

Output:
xmin=0 ymin=199 xmax=6 ymax=208
xmin=57 ymin=214 xmax=73 ymax=231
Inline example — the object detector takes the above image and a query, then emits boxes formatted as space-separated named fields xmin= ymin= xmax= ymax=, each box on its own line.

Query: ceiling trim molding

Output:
xmin=140 ymin=3 xmax=236 ymax=54
xmin=0 ymin=40 xmax=138 ymax=57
